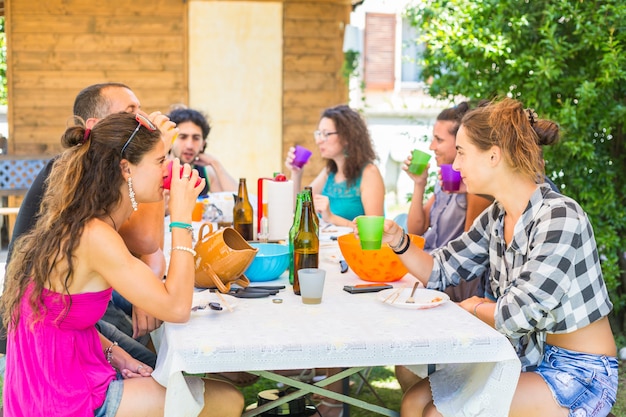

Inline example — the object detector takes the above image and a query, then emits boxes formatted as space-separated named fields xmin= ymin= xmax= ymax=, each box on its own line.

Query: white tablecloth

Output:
xmin=152 ymin=226 xmax=520 ymax=417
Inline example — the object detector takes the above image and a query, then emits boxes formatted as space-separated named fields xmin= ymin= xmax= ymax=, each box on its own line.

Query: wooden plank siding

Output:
xmin=6 ymin=0 xmax=351 ymax=189
xmin=6 ymin=0 xmax=187 ymax=155
xmin=283 ymin=0 xmax=350 ymax=184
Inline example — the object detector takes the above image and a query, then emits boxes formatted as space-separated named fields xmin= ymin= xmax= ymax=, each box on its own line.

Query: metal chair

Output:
xmin=353 ymin=367 xmax=388 ymax=408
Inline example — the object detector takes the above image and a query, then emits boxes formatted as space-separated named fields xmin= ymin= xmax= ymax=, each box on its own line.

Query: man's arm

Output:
xmin=198 ymin=154 xmax=237 ymax=192
xmin=132 ymin=249 xmax=166 ymax=338
xmin=118 ymin=200 xmax=165 ymax=255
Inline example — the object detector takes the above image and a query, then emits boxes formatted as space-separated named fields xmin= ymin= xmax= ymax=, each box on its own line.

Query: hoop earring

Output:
xmin=128 ymin=176 xmax=138 ymax=211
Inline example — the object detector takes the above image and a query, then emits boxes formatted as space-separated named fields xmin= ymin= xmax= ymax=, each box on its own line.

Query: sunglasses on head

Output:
xmin=121 ymin=113 xmax=157 ymax=156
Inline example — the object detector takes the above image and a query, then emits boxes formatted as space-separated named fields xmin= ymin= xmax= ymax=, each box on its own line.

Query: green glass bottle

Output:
xmin=293 ymin=200 xmax=319 ymax=295
xmin=288 ymin=191 xmax=306 ymax=285
xmin=303 ymin=186 xmax=319 ymax=236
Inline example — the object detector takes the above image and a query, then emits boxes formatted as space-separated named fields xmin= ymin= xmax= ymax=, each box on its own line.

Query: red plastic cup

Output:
xmin=163 ymin=160 xmax=202 ymax=190
xmin=292 ymin=145 xmax=313 ymax=168
xmin=440 ymin=164 xmax=461 ymax=192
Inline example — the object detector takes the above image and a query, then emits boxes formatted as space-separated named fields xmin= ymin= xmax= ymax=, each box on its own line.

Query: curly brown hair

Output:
xmin=1 ymin=112 xmax=162 ymax=330
xmin=321 ymin=105 xmax=378 ymax=187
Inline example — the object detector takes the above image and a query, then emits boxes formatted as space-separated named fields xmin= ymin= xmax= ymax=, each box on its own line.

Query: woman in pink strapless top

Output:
xmin=1 ymin=112 xmax=243 ymax=417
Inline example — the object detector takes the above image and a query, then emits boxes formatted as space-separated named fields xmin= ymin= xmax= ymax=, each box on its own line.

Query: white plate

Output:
xmin=319 ymin=225 xmax=354 ymax=241
xmin=377 ymin=288 xmax=449 ymax=309
xmin=192 ymin=290 xmax=238 ymax=313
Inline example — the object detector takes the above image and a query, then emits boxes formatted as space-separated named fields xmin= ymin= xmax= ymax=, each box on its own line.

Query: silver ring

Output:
xmin=137 ymin=365 xmax=144 ymax=372
xmin=182 ymin=175 xmax=190 ymax=180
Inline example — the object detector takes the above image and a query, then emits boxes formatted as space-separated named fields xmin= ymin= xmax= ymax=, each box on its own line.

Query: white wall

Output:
xmin=188 ymin=1 xmax=283 ymax=195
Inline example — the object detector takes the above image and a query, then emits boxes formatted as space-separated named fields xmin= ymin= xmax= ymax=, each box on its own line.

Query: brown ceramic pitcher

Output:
xmin=194 ymin=223 xmax=258 ymax=293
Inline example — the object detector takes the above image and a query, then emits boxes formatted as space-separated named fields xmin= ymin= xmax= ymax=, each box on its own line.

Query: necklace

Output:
xmin=107 ymin=213 xmax=117 ymax=230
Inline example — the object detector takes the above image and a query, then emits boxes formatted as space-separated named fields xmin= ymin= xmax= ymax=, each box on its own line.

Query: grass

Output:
xmin=0 ymin=361 xmax=623 ymax=414
xmin=242 ymin=364 xmax=626 ymax=416
xmin=241 ymin=367 xmax=402 ymax=416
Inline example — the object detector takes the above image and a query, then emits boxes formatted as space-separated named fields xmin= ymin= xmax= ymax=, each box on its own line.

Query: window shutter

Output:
xmin=364 ymin=13 xmax=396 ymax=91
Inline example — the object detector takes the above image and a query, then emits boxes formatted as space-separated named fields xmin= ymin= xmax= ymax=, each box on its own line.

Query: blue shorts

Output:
xmin=535 ymin=344 xmax=618 ymax=417
xmin=94 ymin=375 xmax=124 ymax=417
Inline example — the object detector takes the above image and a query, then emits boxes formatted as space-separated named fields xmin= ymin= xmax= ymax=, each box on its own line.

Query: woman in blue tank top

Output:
xmin=285 ymin=105 xmax=385 ymax=227
xmin=284 ymin=104 xmax=385 ymax=417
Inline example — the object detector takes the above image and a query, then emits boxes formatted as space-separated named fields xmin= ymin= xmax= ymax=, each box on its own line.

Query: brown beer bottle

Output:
xmin=293 ymin=200 xmax=319 ymax=295
xmin=233 ymin=178 xmax=254 ymax=241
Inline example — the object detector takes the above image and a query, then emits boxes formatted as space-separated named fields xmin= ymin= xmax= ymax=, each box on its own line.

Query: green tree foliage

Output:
xmin=405 ymin=0 xmax=626 ymax=334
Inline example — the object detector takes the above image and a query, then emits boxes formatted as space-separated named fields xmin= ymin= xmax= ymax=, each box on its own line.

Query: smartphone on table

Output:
xmin=343 ymin=283 xmax=393 ymax=294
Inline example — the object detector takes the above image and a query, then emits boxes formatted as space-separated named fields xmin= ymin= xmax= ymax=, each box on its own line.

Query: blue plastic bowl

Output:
xmin=244 ymin=243 xmax=290 ymax=282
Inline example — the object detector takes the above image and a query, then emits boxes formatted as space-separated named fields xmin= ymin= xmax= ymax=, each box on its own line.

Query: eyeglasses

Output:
xmin=313 ymin=130 xmax=338 ymax=142
xmin=121 ymin=113 xmax=157 ymax=156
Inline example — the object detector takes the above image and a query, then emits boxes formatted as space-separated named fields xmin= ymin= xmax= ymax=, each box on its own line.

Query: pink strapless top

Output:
xmin=4 ymin=283 xmax=116 ymax=416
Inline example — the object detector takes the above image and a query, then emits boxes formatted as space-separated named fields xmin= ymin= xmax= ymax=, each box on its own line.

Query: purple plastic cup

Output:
xmin=292 ymin=145 xmax=313 ymax=168
xmin=440 ymin=164 xmax=462 ymax=192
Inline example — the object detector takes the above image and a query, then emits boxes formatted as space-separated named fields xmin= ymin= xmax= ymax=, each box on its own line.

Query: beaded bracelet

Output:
xmin=105 ymin=341 xmax=118 ymax=364
xmin=169 ymin=222 xmax=193 ymax=233
xmin=393 ymin=233 xmax=411 ymax=255
xmin=171 ymin=246 xmax=197 ymax=257
xmin=389 ymin=229 xmax=406 ymax=251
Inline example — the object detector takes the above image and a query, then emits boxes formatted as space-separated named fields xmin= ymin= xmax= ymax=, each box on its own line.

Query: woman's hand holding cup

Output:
xmin=381 ymin=219 xmax=405 ymax=248
xmin=167 ymin=158 xmax=205 ymax=221
xmin=403 ymin=154 xmax=430 ymax=186
xmin=352 ymin=218 xmax=404 ymax=250
xmin=284 ymin=146 xmax=298 ymax=172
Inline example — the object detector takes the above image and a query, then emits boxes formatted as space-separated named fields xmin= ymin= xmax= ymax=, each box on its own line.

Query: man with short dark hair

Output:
xmin=168 ymin=107 xmax=237 ymax=195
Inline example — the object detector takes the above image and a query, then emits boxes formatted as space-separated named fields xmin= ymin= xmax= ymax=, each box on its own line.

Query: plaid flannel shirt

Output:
xmin=427 ymin=184 xmax=613 ymax=371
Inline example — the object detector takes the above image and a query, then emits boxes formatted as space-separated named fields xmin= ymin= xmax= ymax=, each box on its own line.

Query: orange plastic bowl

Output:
xmin=337 ymin=233 xmax=425 ymax=282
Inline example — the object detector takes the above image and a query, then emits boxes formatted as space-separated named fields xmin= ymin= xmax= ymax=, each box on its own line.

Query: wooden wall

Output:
xmin=6 ymin=0 xmax=187 ymax=155
xmin=283 ymin=0 xmax=351 ymax=185
xmin=6 ymin=0 xmax=351 ymax=181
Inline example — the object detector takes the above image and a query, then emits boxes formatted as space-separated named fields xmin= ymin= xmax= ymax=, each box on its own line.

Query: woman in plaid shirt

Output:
xmin=384 ymin=98 xmax=617 ymax=417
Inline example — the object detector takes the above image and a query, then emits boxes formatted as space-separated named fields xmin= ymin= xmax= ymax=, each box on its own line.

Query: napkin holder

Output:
xmin=257 ymin=174 xmax=294 ymax=241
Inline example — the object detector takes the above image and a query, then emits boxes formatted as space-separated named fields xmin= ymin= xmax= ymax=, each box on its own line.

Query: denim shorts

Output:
xmin=535 ymin=344 xmax=618 ymax=417
xmin=94 ymin=375 xmax=124 ymax=417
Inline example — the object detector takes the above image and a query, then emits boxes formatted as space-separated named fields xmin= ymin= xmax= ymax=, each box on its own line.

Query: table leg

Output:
xmin=243 ymin=369 xmax=399 ymax=417
xmin=342 ymin=373 xmax=350 ymax=417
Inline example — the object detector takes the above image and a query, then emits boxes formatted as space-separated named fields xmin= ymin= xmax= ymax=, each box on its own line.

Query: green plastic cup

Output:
xmin=356 ymin=216 xmax=385 ymax=250
xmin=408 ymin=149 xmax=431 ymax=175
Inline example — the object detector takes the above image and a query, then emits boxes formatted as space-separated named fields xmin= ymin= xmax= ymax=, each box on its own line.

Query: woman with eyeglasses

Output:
xmin=1 ymin=112 xmax=243 ymax=416
xmin=285 ymin=104 xmax=385 ymax=228
xmin=284 ymin=104 xmax=385 ymax=416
